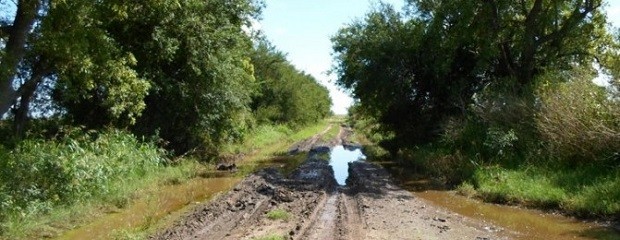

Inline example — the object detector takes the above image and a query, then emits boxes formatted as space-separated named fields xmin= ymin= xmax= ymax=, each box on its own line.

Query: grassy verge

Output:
xmin=0 ymin=120 xmax=331 ymax=240
xmin=467 ymin=163 xmax=620 ymax=217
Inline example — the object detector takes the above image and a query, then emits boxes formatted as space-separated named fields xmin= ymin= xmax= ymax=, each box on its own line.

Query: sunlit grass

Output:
xmin=472 ymin=165 xmax=620 ymax=216
xmin=266 ymin=209 xmax=290 ymax=221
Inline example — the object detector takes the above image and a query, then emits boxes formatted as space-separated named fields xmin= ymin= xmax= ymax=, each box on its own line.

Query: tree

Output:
xmin=250 ymin=41 xmax=331 ymax=127
xmin=1 ymin=0 xmax=150 ymax=137
xmin=332 ymin=0 xmax=610 ymax=150
xmin=110 ymin=0 xmax=263 ymax=154
xmin=0 ymin=0 xmax=44 ymax=124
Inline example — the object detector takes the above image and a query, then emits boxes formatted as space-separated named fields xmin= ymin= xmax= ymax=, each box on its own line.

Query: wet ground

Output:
xmin=150 ymin=127 xmax=508 ymax=239
xmin=380 ymin=163 xmax=620 ymax=240
xmin=58 ymin=177 xmax=240 ymax=240
xmin=59 ymin=125 xmax=620 ymax=239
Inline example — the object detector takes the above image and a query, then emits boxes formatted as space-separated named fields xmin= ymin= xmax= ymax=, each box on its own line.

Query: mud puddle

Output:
xmin=57 ymin=177 xmax=240 ymax=240
xmin=382 ymin=164 xmax=620 ymax=240
xmin=417 ymin=190 xmax=620 ymax=240
xmin=58 ymin=154 xmax=309 ymax=240
xmin=328 ymin=145 xmax=366 ymax=185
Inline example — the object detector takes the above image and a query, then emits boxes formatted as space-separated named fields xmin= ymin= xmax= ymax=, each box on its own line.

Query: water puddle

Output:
xmin=416 ymin=190 xmax=619 ymax=240
xmin=57 ymin=176 xmax=240 ymax=240
xmin=57 ymin=153 xmax=308 ymax=240
xmin=328 ymin=145 xmax=366 ymax=185
xmin=380 ymin=163 xmax=620 ymax=240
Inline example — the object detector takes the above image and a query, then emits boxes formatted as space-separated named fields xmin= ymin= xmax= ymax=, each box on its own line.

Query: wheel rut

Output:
xmin=151 ymin=126 xmax=511 ymax=240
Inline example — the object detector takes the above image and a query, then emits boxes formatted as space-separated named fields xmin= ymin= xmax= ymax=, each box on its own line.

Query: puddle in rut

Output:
xmin=380 ymin=163 xmax=620 ymax=240
xmin=328 ymin=145 xmax=366 ymax=185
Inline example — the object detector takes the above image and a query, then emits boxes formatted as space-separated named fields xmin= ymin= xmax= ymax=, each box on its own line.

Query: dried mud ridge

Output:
xmin=152 ymin=129 xmax=510 ymax=240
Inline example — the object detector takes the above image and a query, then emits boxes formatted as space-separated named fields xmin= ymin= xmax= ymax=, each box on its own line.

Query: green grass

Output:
xmin=221 ymin=124 xmax=293 ymax=154
xmin=319 ymin=116 xmax=345 ymax=142
xmin=265 ymin=209 xmax=290 ymax=221
xmin=472 ymin=164 xmax=620 ymax=217
xmin=253 ymin=234 xmax=286 ymax=240
xmin=290 ymin=119 xmax=331 ymax=141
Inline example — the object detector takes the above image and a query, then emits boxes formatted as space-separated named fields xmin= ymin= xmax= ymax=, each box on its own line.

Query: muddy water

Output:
xmin=381 ymin=163 xmax=620 ymax=240
xmin=416 ymin=190 xmax=620 ymax=240
xmin=57 ymin=177 xmax=240 ymax=240
xmin=328 ymin=145 xmax=366 ymax=185
xmin=57 ymin=154 xmax=308 ymax=240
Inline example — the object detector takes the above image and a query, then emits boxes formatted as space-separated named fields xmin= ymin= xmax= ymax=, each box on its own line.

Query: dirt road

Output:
xmin=151 ymin=127 xmax=510 ymax=240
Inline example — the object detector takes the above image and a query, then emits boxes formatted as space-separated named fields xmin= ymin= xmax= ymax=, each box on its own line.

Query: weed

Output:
xmin=266 ymin=209 xmax=290 ymax=221
xmin=456 ymin=182 xmax=476 ymax=198
xmin=253 ymin=234 xmax=286 ymax=240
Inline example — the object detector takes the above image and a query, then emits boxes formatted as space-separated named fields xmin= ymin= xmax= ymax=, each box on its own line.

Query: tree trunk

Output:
xmin=13 ymin=82 xmax=37 ymax=138
xmin=13 ymin=68 xmax=46 ymax=138
xmin=0 ymin=0 xmax=41 ymax=117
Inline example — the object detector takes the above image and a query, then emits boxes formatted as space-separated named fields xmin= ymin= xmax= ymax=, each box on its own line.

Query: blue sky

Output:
xmin=260 ymin=0 xmax=620 ymax=115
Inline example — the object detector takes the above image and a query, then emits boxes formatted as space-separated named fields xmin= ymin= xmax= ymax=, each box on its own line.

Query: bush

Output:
xmin=0 ymin=129 xmax=165 ymax=221
xmin=536 ymin=70 xmax=620 ymax=163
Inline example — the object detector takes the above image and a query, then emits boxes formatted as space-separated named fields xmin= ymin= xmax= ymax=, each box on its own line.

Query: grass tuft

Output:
xmin=266 ymin=209 xmax=290 ymax=221
xmin=253 ymin=234 xmax=286 ymax=240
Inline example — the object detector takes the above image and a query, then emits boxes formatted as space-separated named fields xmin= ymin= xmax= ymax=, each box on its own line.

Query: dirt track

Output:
xmin=151 ymin=127 xmax=510 ymax=240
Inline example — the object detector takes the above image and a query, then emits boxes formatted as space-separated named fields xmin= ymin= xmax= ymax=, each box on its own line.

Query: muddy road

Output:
xmin=151 ymin=126 xmax=511 ymax=240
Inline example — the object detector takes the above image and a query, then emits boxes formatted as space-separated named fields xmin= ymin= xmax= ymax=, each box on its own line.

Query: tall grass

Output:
xmin=0 ymin=129 xmax=165 ymax=237
xmin=536 ymin=70 xmax=620 ymax=163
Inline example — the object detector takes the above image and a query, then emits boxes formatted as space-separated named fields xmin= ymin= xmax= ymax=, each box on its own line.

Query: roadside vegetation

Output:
xmin=0 ymin=120 xmax=332 ymax=240
xmin=0 ymin=0 xmax=332 ymax=239
xmin=335 ymin=0 xmax=620 ymax=219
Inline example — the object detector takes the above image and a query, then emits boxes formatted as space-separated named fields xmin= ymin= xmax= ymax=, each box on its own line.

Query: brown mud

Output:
xmin=151 ymin=127 xmax=508 ymax=240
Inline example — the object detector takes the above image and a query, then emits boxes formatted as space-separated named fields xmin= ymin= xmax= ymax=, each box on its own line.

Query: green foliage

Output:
xmin=32 ymin=0 xmax=152 ymax=127
xmin=339 ymin=1 xmax=620 ymax=217
xmin=265 ymin=208 xmax=290 ymax=221
xmin=2 ymin=0 xmax=267 ymax=154
xmin=93 ymin=0 xmax=262 ymax=154
xmin=0 ymin=129 xmax=164 ymax=223
xmin=333 ymin=0 xmax=610 ymax=152
xmin=250 ymin=41 xmax=332 ymax=128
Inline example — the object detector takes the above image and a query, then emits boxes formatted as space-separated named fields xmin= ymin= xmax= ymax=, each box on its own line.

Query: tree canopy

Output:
xmin=0 ymin=0 xmax=332 ymax=155
xmin=251 ymin=41 xmax=332 ymax=128
xmin=332 ymin=0 xmax=612 ymax=149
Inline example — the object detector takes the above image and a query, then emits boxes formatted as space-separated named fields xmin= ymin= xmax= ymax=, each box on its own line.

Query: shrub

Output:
xmin=536 ymin=70 xmax=620 ymax=163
